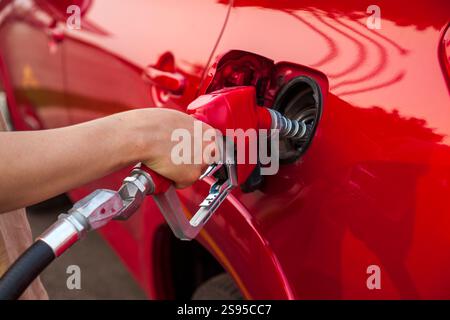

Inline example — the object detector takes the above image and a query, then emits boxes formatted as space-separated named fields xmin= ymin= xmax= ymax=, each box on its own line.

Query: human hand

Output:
xmin=125 ymin=108 xmax=219 ymax=188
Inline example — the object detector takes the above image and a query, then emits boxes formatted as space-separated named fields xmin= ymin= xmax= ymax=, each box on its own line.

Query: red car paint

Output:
xmin=1 ymin=0 xmax=450 ymax=299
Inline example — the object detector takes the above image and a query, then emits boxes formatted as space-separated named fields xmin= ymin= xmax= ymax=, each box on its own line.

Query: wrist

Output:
xmin=116 ymin=109 xmax=159 ymax=166
xmin=104 ymin=110 xmax=147 ymax=169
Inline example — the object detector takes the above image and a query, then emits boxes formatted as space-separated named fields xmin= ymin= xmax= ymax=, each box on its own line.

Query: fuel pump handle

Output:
xmin=124 ymin=86 xmax=268 ymax=240
xmin=127 ymin=86 xmax=304 ymax=240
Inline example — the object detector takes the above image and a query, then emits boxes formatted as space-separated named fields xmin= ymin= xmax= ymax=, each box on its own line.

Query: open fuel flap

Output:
xmin=200 ymin=50 xmax=326 ymax=191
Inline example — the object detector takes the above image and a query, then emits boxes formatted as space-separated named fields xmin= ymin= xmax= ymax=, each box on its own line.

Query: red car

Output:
xmin=1 ymin=0 xmax=449 ymax=299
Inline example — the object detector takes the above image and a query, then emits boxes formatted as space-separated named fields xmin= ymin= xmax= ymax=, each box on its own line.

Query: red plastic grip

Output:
xmin=187 ymin=86 xmax=271 ymax=184
xmin=134 ymin=163 xmax=171 ymax=194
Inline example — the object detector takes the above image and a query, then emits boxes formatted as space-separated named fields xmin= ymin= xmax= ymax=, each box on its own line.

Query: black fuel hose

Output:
xmin=0 ymin=240 xmax=55 ymax=300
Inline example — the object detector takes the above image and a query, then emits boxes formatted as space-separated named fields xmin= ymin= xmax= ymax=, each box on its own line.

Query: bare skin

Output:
xmin=0 ymin=108 xmax=216 ymax=213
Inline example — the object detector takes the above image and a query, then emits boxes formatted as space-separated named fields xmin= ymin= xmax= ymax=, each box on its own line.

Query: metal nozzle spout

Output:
xmin=268 ymin=109 xmax=308 ymax=140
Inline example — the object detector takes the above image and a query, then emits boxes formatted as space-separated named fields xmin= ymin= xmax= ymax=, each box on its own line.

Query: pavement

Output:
xmin=26 ymin=195 xmax=146 ymax=300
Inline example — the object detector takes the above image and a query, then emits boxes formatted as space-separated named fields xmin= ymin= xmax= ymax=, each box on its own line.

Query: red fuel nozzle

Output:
xmin=136 ymin=85 xmax=307 ymax=194
xmin=187 ymin=86 xmax=267 ymax=184
xmin=187 ymin=86 xmax=306 ymax=184
xmin=187 ymin=86 xmax=272 ymax=133
xmin=123 ymin=86 xmax=307 ymax=239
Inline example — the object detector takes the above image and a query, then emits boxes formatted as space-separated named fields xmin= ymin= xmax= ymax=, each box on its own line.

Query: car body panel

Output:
xmin=205 ymin=0 xmax=450 ymax=299
xmin=1 ymin=0 xmax=450 ymax=299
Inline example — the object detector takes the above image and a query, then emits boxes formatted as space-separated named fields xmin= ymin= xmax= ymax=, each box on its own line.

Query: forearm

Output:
xmin=0 ymin=110 xmax=147 ymax=213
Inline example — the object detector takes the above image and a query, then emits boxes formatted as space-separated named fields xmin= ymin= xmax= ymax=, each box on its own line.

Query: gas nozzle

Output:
xmin=129 ymin=86 xmax=311 ymax=240
xmin=142 ymin=86 xmax=311 ymax=240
